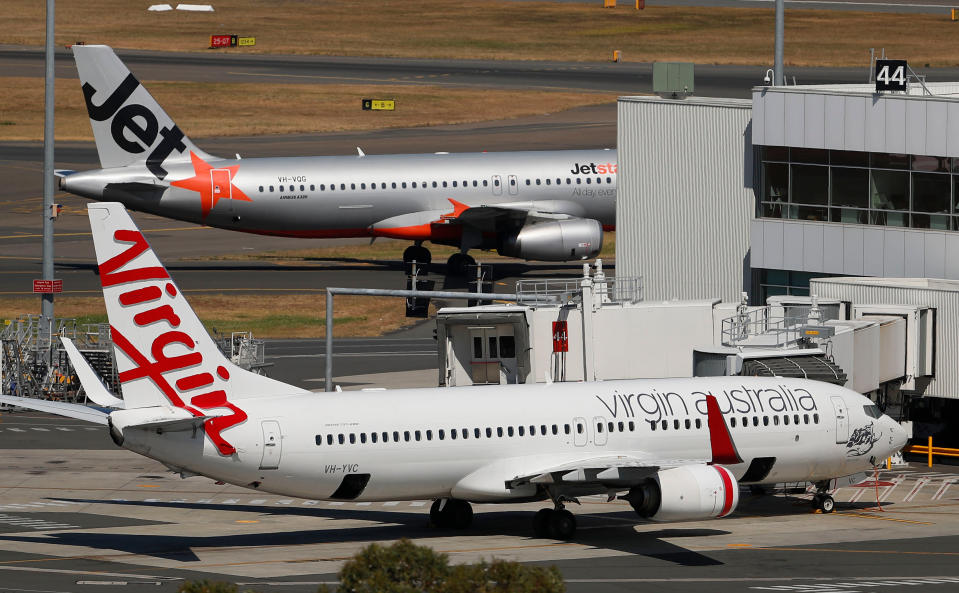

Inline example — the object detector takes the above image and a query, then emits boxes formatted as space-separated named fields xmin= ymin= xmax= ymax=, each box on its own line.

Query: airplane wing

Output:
xmin=508 ymin=454 xmax=703 ymax=489
xmin=370 ymin=199 xmax=593 ymax=237
xmin=0 ymin=394 xmax=109 ymax=425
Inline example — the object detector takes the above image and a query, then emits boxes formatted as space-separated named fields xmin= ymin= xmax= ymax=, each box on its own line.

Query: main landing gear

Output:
xmin=533 ymin=501 xmax=577 ymax=540
xmin=403 ymin=243 xmax=431 ymax=273
xmin=429 ymin=498 xmax=473 ymax=529
xmin=446 ymin=252 xmax=476 ymax=277
xmin=811 ymin=481 xmax=836 ymax=513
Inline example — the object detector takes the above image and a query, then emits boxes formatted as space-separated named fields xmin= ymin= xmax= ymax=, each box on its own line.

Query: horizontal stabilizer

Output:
xmin=60 ymin=337 xmax=125 ymax=409
xmin=0 ymin=395 xmax=108 ymax=425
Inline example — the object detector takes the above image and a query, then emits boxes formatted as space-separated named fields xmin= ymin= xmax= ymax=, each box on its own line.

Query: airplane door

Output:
xmin=491 ymin=175 xmax=503 ymax=196
xmin=830 ymin=396 xmax=849 ymax=444
xmin=573 ymin=417 xmax=587 ymax=447
xmin=593 ymin=416 xmax=608 ymax=446
xmin=210 ymin=169 xmax=233 ymax=208
xmin=259 ymin=420 xmax=282 ymax=470
xmin=507 ymin=175 xmax=518 ymax=195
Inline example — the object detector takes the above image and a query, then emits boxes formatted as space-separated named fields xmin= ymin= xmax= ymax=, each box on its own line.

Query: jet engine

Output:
xmin=497 ymin=218 xmax=603 ymax=261
xmin=623 ymin=465 xmax=738 ymax=522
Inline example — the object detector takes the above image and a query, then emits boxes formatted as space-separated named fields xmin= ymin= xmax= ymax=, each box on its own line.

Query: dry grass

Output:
xmin=0 ymin=294 xmax=425 ymax=338
xmin=0 ymin=77 xmax=615 ymax=142
xmin=4 ymin=0 xmax=959 ymax=67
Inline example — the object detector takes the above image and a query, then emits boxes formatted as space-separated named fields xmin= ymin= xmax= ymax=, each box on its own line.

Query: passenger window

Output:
xmin=474 ymin=428 xmax=481 ymax=438
xmin=596 ymin=423 xmax=603 ymax=433
xmin=536 ymin=179 xmax=541 ymax=185
xmin=442 ymin=181 xmax=447 ymax=188
xmin=529 ymin=425 xmax=536 ymax=436
xmin=784 ymin=415 xmax=790 ymax=426
xmin=576 ymin=423 xmax=583 ymax=434
xmin=596 ymin=177 xmax=601 ymax=184
xmin=804 ymin=414 xmax=810 ymax=424
xmin=463 ymin=180 xmax=468 ymax=186
xmin=566 ymin=178 xmax=571 ymax=184
xmin=576 ymin=178 xmax=582 ymax=184
xmin=279 ymin=185 xmax=284 ymax=192
xmin=412 ymin=182 xmax=417 ymax=188
xmin=684 ymin=419 xmax=691 ymax=429
xmin=552 ymin=425 xmax=558 ymax=435
xmin=541 ymin=424 xmax=547 ymax=435
xmin=564 ymin=424 xmax=570 ymax=435
xmin=753 ymin=416 xmax=759 ymax=426
xmin=351 ymin=183 xmax=356 ymax=190
xmin=507 ymin=426 xmax=514 ymax=437
xmin=269 ymin=186 xmax=275 ymax=192
xmin=402 ymin=182 xmax=407 ymax=188
xmin=340 ymin=183 xmax=346 ymax=190
xmin=518 ymin=426 xmax=525 ymax=436
xmin=360 ymin=433 xmax=367 ymax=443
xmin=650 ymin=421 xmax=657 ymax=431
xmin=556 ymin=178 xmax=561 ymax=184
xmin=361 ymin=183 xmax=366 ymax=190
xmin=661 ymin=420 xmax=668 ymax=430
xmin=393 ymin=431 xmax=399 ymax=442
xmin=483 ymin=180 xmax=488 ymax=187
xmin=300 ymin=184 xmax=305 ymax=191
xmin=258 ymin=186 xmax=264 ymax=192
xmin=414 ymin=430 xmax=421 ymax=441
xmin=439 ymin=429 xmax=446 ymax=440
xmin=327 ymin=434 xmax=333 ymax=445
xmin=473 ymin=180 xmax=478 ymax=187
xmin=545 ymin=179 xmax=551 ymax=185
xmin=381 ymin=432 xmax=388 ymax=442
xmin=525 ymin=179 xmax=531 ymax=186
xmin=494 ymin=178 xmax=500 ymax=186
xmin=371 ymin=432 xmax=378 ymax=443
xmin=814 ymin=413 xmax=820 ymax=424
xmin=731 ymin=417 xmax=737 ymax=428
xmin=403 ymin=431 xmax=410 ymax=442
xmin=392 ymin=182 xmax=397 ymax=189
xmin=695 ymin=418 xmax=702 ymax=429
xmin=497 ymin=427 xmax=504 ymax=437
xmin=452 ymin=181 xmax=457 ymax=187
xmin=628 ymin=421 xmax=635 ymax=431
xmin=773 ymin=416 xmax=780 ymax=426
xmin=794 ymin=414 xmax=800 ymax=425
xmin=451 ymin=428 xmax=457 ymax=440
xmin=348 ymin=434 xmax=355 ymax=444
xmin=315 ymin=435 xmax=322 ymax=446
xmin=371 ymin=183 xmax=376 ymax=190
xmin=426 ymin=430 xmax=433 ymax=441
xmin=320 ymin=184 xmax=325 ymax=191
xmin=586 ymin=178 xmax=592 ymax=184
xmin=606 ymin=177 xmax=612 ymax=183
xmin=486 ymin=427 xmax=492 ymax=438
xmin=763 ymin=416 xmax=769 ymax=426
xmin=672 ymin=419 xmax=679 ymax=430
xmin=432 ymin=181 xmax=437 ymax=188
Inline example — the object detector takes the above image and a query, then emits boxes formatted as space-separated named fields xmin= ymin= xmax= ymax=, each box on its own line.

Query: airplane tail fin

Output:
xmin=72 ymin=45 xmax=214 ymax=177
xmin=87 ymin=202 xmax=308 ymax=454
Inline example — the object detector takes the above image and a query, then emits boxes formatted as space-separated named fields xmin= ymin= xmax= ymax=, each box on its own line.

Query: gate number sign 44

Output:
xmin=876 ymin=60 xmax=907 ymax=92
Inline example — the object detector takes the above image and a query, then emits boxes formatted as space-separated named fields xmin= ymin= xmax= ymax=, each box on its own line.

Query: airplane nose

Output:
xmin=889 ymin=419 xmax=908 ymax=453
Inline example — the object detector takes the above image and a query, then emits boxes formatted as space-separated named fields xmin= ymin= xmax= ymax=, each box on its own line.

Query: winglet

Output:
xmin=60 ymin=337 xmax=125 ymax=409
xmin=705 ymin=394 xmax=742 ymax=465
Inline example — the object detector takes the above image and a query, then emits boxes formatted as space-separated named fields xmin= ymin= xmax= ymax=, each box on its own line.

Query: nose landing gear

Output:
xmin=811 ymin=481 xmax=835 ymax=513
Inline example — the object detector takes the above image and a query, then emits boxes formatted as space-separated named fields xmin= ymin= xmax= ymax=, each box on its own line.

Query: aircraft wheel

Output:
xmin=430 ymin=499 xmax=450 ymax=528
xmin=446 ymin=253 xmax=467 ymax=276
xmin=533 ymin=508 xmax=553 ymax=538
xmin=811 ymin=494 xmax=822 ymax=511
xmin=403 ymin=245 xmax=431 ymax=274
xmin=548 ymin=509 xmax=576 ymax=540
xmin=820 ymin=495 xmax=835 ymax=514
xmin=448 ymin=499 xmax=473 ymax=529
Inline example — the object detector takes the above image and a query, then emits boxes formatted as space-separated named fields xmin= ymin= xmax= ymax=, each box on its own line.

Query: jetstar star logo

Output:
xmin=170 ymin=152 xmax=252 ymax=218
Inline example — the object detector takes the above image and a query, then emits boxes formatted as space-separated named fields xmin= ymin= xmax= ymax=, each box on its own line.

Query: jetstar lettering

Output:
xmin=82 ymin=73 xmax=186 ymax=180
xmin=570 ymin=162 xmax=617 ymax=175
xmin=100 ymin=229 xmax=248 ymax=455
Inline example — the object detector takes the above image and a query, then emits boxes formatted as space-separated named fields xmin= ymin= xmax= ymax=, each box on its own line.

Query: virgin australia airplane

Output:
xmin=0 ymin=203 xmax=907 ymax=539
xmin=57 ymin=45 xmax=617 ymax=274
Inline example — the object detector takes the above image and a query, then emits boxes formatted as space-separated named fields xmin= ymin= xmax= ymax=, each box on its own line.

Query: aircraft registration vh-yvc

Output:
xmin=0 ymin=203 xmax=907 ymax=539
xmin=57 ymin=45 xmax=617 ymax=274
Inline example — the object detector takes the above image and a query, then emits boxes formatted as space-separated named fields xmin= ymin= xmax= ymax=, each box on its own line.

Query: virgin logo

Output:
xmin=100 ymin=229 xmax=247 ymax=455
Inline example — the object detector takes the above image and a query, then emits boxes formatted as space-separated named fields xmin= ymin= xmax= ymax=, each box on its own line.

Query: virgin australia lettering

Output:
xmin=0 ymin=203 xmax=907 ymax=540
xmin=57 ymin=45 xmax=616 ymax=275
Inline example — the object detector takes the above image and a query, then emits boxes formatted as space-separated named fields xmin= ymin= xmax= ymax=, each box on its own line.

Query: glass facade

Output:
xmin=757 ymin=270 xmax=839 ymax=304
xmin=759 ymin=147 xmax=959 ymax=230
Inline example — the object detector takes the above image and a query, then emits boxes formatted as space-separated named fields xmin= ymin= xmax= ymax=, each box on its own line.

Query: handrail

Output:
xmin=904 ymin=436 xmax=959 ymax=466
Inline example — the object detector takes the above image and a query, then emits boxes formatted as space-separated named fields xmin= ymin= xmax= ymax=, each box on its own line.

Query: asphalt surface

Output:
xmin=649 ymin=0 xmax=959 ymax=12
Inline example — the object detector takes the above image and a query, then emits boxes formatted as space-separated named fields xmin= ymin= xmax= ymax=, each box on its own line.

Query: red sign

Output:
xmin=210 ymin=34 xmax=232 ymax=49
xmin=33 ymin=279 xmax=63 ymax=294
xmin=552 ymin=321 xmax=568 ymax=353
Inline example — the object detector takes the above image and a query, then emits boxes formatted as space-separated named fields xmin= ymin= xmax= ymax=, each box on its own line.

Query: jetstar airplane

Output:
xmin=0 ymin=203 xmax=907 ymax=539
xmin=57 ymin=45 xmax=617 ymax=274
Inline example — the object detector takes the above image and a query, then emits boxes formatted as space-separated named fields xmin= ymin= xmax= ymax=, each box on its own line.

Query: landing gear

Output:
xmin=429 ymin=498 xmax=473 ymax=529
xmin=532 ymin=504 xmax=577 ymax=540
xmin=811 ymin=481 xmax=835 ymax=513
xmin=403 ymin=243 xmax=431 ymax=274
xmin=446 ymin=252 xmax=476 ymax=276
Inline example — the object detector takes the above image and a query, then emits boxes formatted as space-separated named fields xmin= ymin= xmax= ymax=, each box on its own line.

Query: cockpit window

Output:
xmin=864 ymin=404 xmax=882 ymax=418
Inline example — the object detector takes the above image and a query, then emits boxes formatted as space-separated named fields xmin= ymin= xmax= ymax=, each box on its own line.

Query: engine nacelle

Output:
xmin=624 ymin=465 xmax=738 ymax=522
xmin=497 ymin=218 xmax=602 ymax=261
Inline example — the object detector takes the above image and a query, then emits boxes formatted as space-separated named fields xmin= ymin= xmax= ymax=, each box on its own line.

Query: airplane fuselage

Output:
xmin=64 ymin=149 xmax=618 ymax=247
xmin=117 ymin=377 xmax=904 ymax=504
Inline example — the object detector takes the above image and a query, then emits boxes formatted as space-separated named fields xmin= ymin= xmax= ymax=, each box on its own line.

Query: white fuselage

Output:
xmin=118 ymin=376 xmax=905 ymax=503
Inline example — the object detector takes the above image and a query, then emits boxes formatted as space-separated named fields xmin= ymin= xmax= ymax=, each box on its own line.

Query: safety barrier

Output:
xmin=905 ymin=436 xmax=959 ymax=467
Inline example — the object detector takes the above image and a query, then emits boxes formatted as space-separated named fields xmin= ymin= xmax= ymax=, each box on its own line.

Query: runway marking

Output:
xmin=740 ymin=546 xmax=958 ymax=557
xmin=834 ymin=511 xmax=933 ymax=525
xmin=0 ymin=564 xmax=178 ymax=581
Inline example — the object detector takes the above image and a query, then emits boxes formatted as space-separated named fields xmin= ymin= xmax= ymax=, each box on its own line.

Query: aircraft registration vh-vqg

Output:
xmin=57 ymin=45 xmax=617 ymax=274
xmin=0 ymin=203 xmax=907 ymax=539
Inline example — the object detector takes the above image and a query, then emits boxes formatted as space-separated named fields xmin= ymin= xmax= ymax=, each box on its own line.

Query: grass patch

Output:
xmin=4 ymin=1 xmax=959 ymax=67
xmin=0 ymin=294 xmax=425 ymax=338
xmin=0 ymin=77 xmax=616 ymax=142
